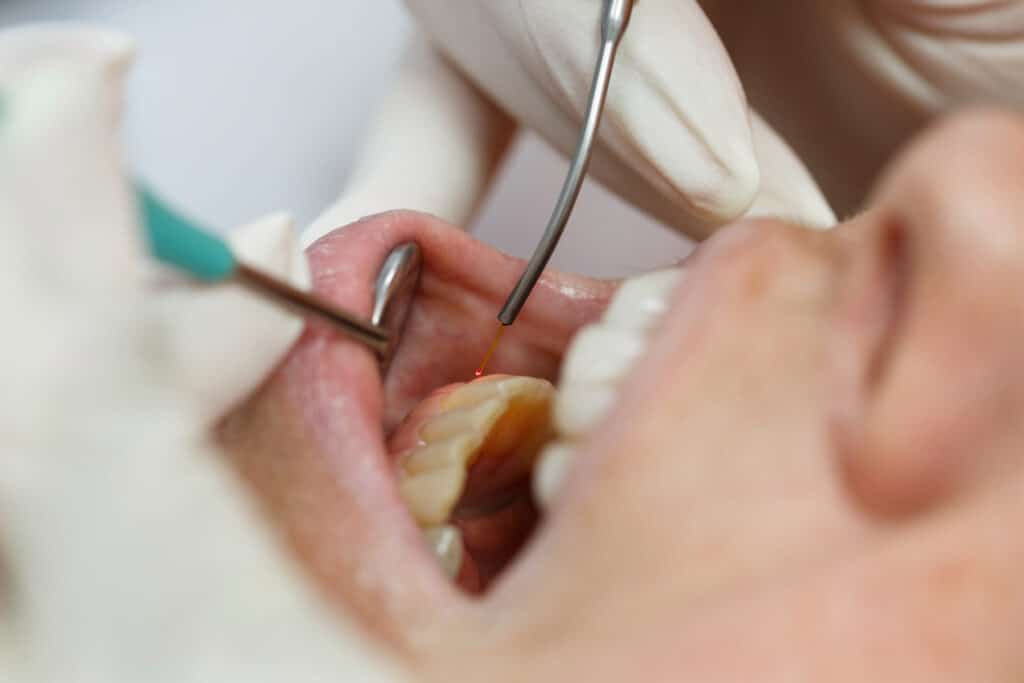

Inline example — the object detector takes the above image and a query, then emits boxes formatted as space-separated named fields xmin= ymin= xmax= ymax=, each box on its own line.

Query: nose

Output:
xmin=836 ymin=110 xmax=1024 ymax=516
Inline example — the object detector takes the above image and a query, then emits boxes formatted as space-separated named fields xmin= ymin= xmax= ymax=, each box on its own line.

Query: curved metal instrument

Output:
xmin=372 ymin=242 xmax=423 ymax=371
xmin=497 ymin=0 xmax=635 ymax=326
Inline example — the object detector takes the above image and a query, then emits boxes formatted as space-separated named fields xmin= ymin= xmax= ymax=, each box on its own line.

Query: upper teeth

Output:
xmin=533 ymin=267 xmax=683 ymax=508
xmin=532 ymin=440 xmax=574 ymax=510
xmin=560 ymin=326 xmax=646 ymax=386
xmin=602 ymin=269 xmax=682 ymax=333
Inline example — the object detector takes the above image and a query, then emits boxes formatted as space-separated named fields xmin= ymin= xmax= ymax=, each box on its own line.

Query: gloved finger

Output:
xmin=745 ymin=110 xmax=836 ymax=229
xmin=703 ymin=1 xmax=1024 ymax=216
xmin=406 ymin=0 xmax=759 ymax=239
xmin=0 ymin=25 xmax=139 ymax=301
xmin=867 ymin=0 xmax=1024 ymax=106
xmin=303 ymin=38 xmax=516 ymax=247
xmin=0 ymin=27 xmax=145 ymax=446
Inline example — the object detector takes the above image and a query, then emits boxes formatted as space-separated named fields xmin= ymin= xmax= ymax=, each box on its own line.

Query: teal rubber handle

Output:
xmin=137 ymin=186 xmax=237 ymax=281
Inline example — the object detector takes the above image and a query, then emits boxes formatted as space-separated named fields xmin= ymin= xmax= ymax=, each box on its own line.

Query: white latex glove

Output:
xmin=0 ymin=24 xmax=404 ymax=682
xmin=700 ymin=1 xmax=1024 ymax=217
xmin=305 ymin=1 xmax=837 ymax=247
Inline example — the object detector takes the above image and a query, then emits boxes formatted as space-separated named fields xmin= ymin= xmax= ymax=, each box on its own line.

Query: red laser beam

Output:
xmin=474 ymin=325 xmax=506 ymax=378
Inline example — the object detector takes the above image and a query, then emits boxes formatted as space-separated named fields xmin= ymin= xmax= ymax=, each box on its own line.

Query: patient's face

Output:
xmin=220 ymin=112 xmax=1024 ymax=682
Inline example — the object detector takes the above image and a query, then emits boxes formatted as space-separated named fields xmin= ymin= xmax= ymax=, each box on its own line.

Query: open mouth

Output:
xmin=218 ymin=209 xmax=682 ymax=647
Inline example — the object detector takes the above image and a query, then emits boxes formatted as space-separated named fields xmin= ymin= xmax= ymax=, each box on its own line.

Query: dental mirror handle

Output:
xmin=497 ymin=0 xmax=634 ymax=326
xmin=137 ymin=185 xmax=390 ymax=354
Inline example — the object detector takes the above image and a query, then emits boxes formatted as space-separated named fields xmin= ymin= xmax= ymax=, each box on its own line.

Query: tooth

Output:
xmin=553 ymin=382 xmax=617 ymax=439
xmin=560 ymin=324 xmax=645 ymax=386
xmin=602 ymin=269 xmax=682 ymax=333
xmin=402 ymin=433 xmax=483 ymax=475
xmin=493 ymin=376 xmax=553 ymax=400
xmin=442 ymin=377 xmax=502 ymax=410
xmin=419 ymin=398 xmax=505 ymax=443
xmin=533 ymin=441 xmax=574 ymax=509
xmin=443 ymin=375 xmax=552 ymax=411
xmin=550 ymin=269 xmax=682 ymax=446
xmin=423 ymin=525 xmax=464 ymax=580
xmin=398 ymin=467 xmax=467 ymax=526
xmin=397 ymin=377 xmax=555 ymax=529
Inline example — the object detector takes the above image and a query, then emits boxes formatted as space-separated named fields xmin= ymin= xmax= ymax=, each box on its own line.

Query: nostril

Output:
xmin=864 ymin=218 xmax=912 ymax=393
xmin=831 ymin=213 xmax=919 ymax=516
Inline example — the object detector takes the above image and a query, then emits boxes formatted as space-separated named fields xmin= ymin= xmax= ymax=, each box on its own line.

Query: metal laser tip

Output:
xmin=372 ymin=242 xmax=423 ymax=369
xmin=497 ymin=0 xmax=634 ymax=326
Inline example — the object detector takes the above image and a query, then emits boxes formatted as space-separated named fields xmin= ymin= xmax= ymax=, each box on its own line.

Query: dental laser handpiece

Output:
xmin=138 ymin=186 xmax=391 ymax=355
xmin=497 ymin=0 xmax=635 ymax=327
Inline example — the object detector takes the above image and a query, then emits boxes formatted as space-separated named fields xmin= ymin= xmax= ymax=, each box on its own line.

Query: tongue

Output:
xmin=219 ymin=211 xmax=613 ymax=649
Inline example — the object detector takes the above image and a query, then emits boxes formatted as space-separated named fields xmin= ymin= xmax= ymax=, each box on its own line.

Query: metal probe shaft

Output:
xmin=497 ymin=0 xmax=634 ymax=326
xmin=139 ymin=185 xmax=391 ymax=355
xmin=235 ymin=263 xmax=390 ymax=355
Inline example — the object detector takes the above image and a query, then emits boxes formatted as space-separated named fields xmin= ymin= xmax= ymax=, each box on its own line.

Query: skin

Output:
xmin=220 ymin=110 xmax=1024 ymax=681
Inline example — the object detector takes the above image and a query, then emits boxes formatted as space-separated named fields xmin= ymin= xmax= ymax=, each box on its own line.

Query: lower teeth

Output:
xmin=423 ymin=525 xmax=464 ymax=580
xmin=392 ymin=375 xmax=555 ymax=589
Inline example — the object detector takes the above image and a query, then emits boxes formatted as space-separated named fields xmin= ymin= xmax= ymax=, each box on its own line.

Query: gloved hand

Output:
xmin=699 ymin=0 xmax=1024 ymax=217
xmin=0 ymin=25 xmax=402 ymax=682
xmin=305 ymin=0 xmax=838 ymax=246
xmin=308 ymin=1 xmax=1024 ymax=247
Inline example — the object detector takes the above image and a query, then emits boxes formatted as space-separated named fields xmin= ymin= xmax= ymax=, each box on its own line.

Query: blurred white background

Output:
xmin=0 ymin=0 xmax=690 ymax=278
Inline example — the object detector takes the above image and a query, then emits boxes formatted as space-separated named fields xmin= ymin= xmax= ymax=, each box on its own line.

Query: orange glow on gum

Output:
xmin=474 ymin=325 xmax=506 ymax=378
